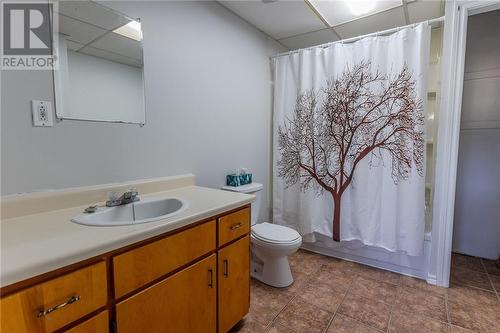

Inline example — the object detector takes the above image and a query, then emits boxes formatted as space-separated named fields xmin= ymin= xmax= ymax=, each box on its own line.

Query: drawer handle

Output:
xmin=208 ymin=269 xmax=214 ymax=288
xmin=230 ymin=222 xmax=243 ymax=230
xmin=37 ymin=295 xmax=81 ymax=318
xmin=223 ymin=259 xmax=229 ymax=277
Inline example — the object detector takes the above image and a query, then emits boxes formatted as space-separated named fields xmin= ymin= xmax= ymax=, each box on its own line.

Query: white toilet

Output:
xmin=221 ymin=183 xmax=302 ymax=288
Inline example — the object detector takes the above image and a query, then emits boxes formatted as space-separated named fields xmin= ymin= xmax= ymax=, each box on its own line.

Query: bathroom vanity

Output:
xmin=0 ymin=175 xmax=253 ymax=333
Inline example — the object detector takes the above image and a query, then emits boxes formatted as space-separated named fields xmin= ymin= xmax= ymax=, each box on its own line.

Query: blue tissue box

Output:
xmin=226 ymin=173 xmax=253 ymax=187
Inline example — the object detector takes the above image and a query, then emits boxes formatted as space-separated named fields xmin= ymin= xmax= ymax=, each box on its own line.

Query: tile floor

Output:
xmin=231 ymin=250 xmax=500 ymax=333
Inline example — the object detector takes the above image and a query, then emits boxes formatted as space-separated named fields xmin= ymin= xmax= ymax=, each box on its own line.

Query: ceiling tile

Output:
xmin=279 ymin=28 xmax=339 ymax=50
xmin=408 ymin=0 xmax=443 ymax=23
xmin=59 ymin=14 xmax=106 ymax=45
xmin=65 ymin=39 xmax=85 ymax=51
xmin=335 ymin=6 xmax=406 ymax=39
xmin=311 ymin=0 xmax=402 ymax=26
xmin=90 ymin=32 xmax=142 ymax=61
xmin=58 ymin=1 xmax=130 ymax=31
xmin=77 ymin=46 xmax=143 ymax=68
xmin=219 ymin=1 xmax=326 ymax=40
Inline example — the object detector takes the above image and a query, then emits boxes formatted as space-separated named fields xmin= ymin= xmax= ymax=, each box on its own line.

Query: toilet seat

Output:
xmin=251 ymin=222 xmax=301 ymax=244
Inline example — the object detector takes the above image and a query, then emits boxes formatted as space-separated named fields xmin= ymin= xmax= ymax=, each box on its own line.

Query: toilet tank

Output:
xmin=221 ymin=182 xmax=263 ymax=225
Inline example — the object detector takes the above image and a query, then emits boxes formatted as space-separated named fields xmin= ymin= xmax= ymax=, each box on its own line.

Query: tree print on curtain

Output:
xmin=277 ymin=61 xmax=425 ymax=241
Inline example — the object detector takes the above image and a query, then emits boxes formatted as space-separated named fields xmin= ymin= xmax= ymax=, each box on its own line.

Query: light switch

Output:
xmin=31 ymin=100 xmax=53 ymax=127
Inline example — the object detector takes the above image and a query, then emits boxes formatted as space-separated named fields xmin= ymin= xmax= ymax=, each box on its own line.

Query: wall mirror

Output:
xmin=54 ymin=1 xmax=145 ymax=125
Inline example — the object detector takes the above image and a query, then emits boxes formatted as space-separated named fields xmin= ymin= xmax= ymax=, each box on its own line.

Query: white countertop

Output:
xmin=1 ymin=185 xmax=254 ymax=287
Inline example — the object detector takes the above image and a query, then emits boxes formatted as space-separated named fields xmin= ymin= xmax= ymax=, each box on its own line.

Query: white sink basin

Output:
xmin=71 ymin=197 xmax=187 ymax=226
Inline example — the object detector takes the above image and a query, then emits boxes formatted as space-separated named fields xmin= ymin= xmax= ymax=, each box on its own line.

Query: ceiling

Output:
xmin=57 ymin=1 xmax=143 ymax=68
xmin=219 ymin=0 xmax=444 ymax=50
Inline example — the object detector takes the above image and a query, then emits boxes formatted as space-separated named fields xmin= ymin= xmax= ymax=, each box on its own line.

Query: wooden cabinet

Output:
xmin=0 ymin=262 xmax=107 ymax=333
xmin=64 ymin=311 xmax=109 ymax=333
xmin=115 ymin=254 xmax=217 ymax=333
xmin=1 ymin=205 xmax=250 ymax=333
xmin=113 ymin=220 xmax=216 ymax=298
xmin=218 ymin=236 xmax=250 ymax=333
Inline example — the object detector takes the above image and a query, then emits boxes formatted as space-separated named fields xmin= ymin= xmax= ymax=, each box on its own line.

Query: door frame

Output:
xmin=431 ymin=0 xmax=500 ymax=287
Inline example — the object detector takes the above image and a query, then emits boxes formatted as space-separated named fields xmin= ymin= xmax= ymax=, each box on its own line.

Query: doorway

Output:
xmin=451 ymin=9 xmax=500 ymax=287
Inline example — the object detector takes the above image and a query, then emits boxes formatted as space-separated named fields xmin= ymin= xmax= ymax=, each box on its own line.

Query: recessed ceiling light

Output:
xmin=113 ymin=20 xmax=142 ymax=41
xmin=344 ymin=0 xmax=377 ymax=16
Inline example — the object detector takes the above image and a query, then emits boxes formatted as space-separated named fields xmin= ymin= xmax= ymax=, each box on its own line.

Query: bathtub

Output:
xmin=301 ymin=231 xmax=433 ymax=281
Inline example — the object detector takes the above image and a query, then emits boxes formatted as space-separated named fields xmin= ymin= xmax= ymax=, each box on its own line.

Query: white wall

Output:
xmin=0 ymin=1 xmax=285 ymax=222
xmin=452 ymin=10 xmax=500 ymax=259
xmin=65 ymin=50 xmax=145 ymax=123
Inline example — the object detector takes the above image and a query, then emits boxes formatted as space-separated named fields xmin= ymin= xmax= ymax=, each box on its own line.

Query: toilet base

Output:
xmin=250 ymin=256 xmax=294 ymax=288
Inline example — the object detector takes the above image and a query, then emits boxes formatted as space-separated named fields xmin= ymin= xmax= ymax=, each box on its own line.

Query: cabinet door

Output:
xmin=116 ymin=254 xmax=216 ymax=333
xmin=64 ymin=311 xmax=108 ymax=333
xmin=218 ymin=236 xmax=250 ymax=333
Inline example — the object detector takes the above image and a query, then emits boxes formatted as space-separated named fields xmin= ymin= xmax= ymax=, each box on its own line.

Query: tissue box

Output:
xmin=226 ymin=173 xmax=253 ymax=187
xmin=239 ymin=173 xmax=252 ymax=185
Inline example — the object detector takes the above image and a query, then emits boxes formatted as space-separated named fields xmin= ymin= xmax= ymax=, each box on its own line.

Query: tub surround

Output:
xmin=0 ymin=175 xmax=255 ymax=288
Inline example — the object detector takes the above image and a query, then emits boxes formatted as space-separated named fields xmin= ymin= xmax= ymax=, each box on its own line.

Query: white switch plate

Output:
xmin=31 ymin=100 xmax=53 ymax=127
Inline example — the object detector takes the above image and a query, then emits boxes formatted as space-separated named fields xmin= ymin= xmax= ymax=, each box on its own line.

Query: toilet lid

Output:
xmin=251 ymin=222 xmax=301 ymax=244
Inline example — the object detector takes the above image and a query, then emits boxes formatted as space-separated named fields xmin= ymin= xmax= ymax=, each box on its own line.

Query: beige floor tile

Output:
xmin=448 ymin=283 xmax=499 ymax=307
xmin=275 ymin=298 xmax=333 ymax=333
xmin=338 ymin=293 xmax=391 ymax=331
xmin=482 ymin=259 xmax=500 ymax=277
xmin=312 ymin=266 xmax=355 ymax=292
xmin=230 ymin=314 xmax=270 ymax=333
xmin=288 ymin=250 xmax=325 ymax=276
xmin=298 ymin=280 xmax=345 ymax=312
xmin=452 ymin=253 xmax=486 ymax=272
xmin=490 ymin=275 xmax=500 ymax=294
xmin=279 ymin=271 xmax=311 ymax=296
xmin=450 ymin=325 xmax=474 ymax=333
xmin=266 ymin=322 xmax=296 ymax=333
xmin=326 ymin=314 xmax=381 ymax=333
xmin=394 ymin=286 xmax=447 ymax=322
xmin=451 ymin=267 xmax=494 ymax=291
xmin=250 ymin=251 xmax=500 ymax=333
xmin=388 ymin=310 xmax=449 ymax=333
xmin=399 ymin=275 xmax=447 ymax=298
xmin=350 ymin=276 xmax=398 ymax=304
xmin=448 ymin=300 xmax=500 ymax=332
xmin=354 ymin=264 xmax=401 ymax=285
xmin=250 ymin=280 xmax=294 ymax=325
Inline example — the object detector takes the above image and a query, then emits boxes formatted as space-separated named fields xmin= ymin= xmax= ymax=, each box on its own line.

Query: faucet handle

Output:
xmin=123 ymin=188 xmax=140 ymax=202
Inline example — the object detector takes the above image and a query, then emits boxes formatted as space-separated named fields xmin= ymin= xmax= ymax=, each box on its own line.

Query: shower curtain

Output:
xmin=272 ymin=23 xmax=430 ymax=256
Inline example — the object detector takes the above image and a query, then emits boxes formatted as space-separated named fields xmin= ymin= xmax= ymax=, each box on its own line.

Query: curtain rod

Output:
xmin=270 ymin=16 xmax=445 ymax=60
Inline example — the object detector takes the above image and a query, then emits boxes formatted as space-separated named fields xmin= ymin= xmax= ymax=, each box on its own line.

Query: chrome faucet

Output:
xmin=106 ymin=189 xmax=140 ymax=207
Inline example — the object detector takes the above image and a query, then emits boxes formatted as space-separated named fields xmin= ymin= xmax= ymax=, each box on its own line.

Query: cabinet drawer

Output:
xmin=0 ymin=262 xmax=107 ymax=333
xmin=65 ymin=311 xmax=108 ymax=333
xmin=113 ymin=220 xmax=216 ymax=298
xmin=218 ymin=208 xmax=250 ymax=246
xmin=116 ymin=254 xmax=217 ymax=333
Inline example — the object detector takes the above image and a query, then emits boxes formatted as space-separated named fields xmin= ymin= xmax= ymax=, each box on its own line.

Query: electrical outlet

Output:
xmin=31 ymin=100 xmax=53 ymax=127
